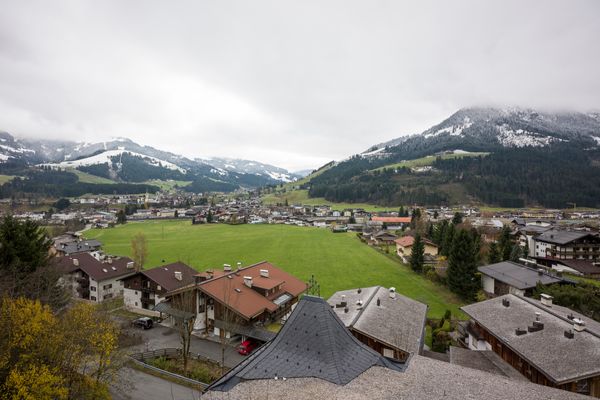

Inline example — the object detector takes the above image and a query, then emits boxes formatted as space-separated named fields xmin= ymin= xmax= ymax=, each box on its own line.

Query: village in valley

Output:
xmin=2 ymin=2 xmax=600 ymax=399
xmin=14 ymin=184 xmax=595 ymax=399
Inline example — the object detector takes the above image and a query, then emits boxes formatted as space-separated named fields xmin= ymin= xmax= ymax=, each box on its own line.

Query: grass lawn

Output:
xmin=87 ymin=221 xmax=465 ymax=318
xmin=261 ymin=189 xmax=403 ymax=212
xmin=370 ymin=151 xmax=489 ymax=173
xmin=144 ymin=179 xmax=193 ymax=191
xmin=70 ymin=169 xmax=116 ymax=184
xmin=0 ymin=174 xmax=17 ymax=184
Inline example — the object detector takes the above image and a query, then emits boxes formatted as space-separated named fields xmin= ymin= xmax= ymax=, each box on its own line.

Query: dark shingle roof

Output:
xmin=206 ymin=296 xmax=407 ymax=392
xmin=141 ymin=262 xmax=197 ymax=292
xmin=461 ymin=294 xmax=600 ymax=384
xmin=478 ymin=261 xmax=564 ymax=290
xmin=328 ymin=286 xmax=428 ymax=355
xmin=535 ymin=230 xmax=597 ymax=245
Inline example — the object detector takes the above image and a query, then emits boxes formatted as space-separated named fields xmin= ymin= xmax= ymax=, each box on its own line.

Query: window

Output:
xmin=103 ymin=293 xmax=113 ymax=300
xmin=90 ymin=286 xmax=97 ymax=292
xmin=135 ymin=302 xmax=138 ymax=307
xmin=576 ymin=379 xmax=590 ymax=395
xmin=103 ymin=284 xmax=112 ymax=290
xmin=135 ymin=291 xmax=138 ymax=295
xmin=157 ymin=285 xmax=161 ymax=291
xmin=198 ymin=304 xmax=205 ymax=314
xmin=91 ymin=296 xmax=97 ymax=301
xmin=120 ymin=281 xmax=124 ymax=286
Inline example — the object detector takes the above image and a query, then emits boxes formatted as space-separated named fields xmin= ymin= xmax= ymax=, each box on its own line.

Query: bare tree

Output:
xmin=131 ymin=232 xmax=148 ymax=271
xmin=218 ymin=276 xmax=238 ymax=374
xmin=171 ymin=289 xmax=197 ymax=373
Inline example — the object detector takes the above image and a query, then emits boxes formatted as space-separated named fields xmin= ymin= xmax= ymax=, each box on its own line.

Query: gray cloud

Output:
xmin=0 ymin=0 xmax=599 ymax=170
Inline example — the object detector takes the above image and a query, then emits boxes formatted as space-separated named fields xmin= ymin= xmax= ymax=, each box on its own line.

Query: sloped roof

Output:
xmin=478 ymin=261 xmax=564 ymax=289
xmin=202 ymin=354 xmax=587 ymax=400
xmin=535 ymin=230 xmax=598 ymax=245
xmin=141 ymin=262 xmax=197 ymax=292
xmin=56 ymin=253 xmax=135 ymax=281
xmin=198 ymin=261 xmax=307 ymax=320
xmin=371 ymin=216 xmax=411 ymax=224
xmin=206 ymin=296 xmax=406 ymax=392
xmin=461 ymin=294 xmax=600 ymax=384
xmin=328 ymin=286 xmax=428 ymax=355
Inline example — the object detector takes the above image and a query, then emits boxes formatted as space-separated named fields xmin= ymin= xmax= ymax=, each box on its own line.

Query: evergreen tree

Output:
xmin=498 ymin=226 xmax=513 ymax=261
xmin=452 ymin=212 xmax=463 ymax=225
xmin=207 ymin=210 xmax=214 ymax=223
xmin=410 ymin=234 xmax=425 ymax=273
xmin=116 ymin=210 xmax=127 ymax=224
xmin=447 ymin=229 xmax=480 ymax=300
xmin=488 ymin=242 xmax=501 ymax=264
xmin=510 ymin=245 xmax=523 ymax=262
xmin=441 ymin=223 xmax=455 ymax=257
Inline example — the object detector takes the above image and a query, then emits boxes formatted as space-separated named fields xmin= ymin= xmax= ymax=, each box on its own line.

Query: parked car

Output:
xmin=238 ymin=339 xmax=257 ymax=355
xmin=132 ymin=317 xmax=154 ymax=330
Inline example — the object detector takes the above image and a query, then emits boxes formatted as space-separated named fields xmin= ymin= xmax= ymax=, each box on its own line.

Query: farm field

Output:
xmin=86 ymin=220 xmax=465 ymax=318
xmin=261 ymin=189 xmax=402 ymax=212
xmin=370 ymin=151 xmax=489 ymax=173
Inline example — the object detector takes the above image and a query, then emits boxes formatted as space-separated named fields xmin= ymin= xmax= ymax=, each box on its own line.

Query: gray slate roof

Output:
xmin=535 ymin=230 xmax=597 ymax=245
xmin=202 ymin=356 xmax=587 ymax=400
xmin=449 ymin=346 xmax=527 ymax=381
xmin=461 ymin=294 xmax=600 ymax=384
xmin=478 ymin=261 xmax=564 ymax=289
xmin=328 ymin=286 xmax=428 ymax=355
xmin=206 ymin=295 xmax=406 ymax=392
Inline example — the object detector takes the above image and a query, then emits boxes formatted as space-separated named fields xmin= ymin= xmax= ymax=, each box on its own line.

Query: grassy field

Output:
xmin=370 ymin=151 xmax=489 ymax=172
xmin=71 ymin=169 xmax=116 ymax=184
xmin=261 ymin=189 xmax=403 ymax=212
xmin=0 ymin=174 xmax=18 ymax=184
xmin=144 ymin=179 xmax=192 ymax=191
xmin=86 ymin=221 xmax=465 ymax=318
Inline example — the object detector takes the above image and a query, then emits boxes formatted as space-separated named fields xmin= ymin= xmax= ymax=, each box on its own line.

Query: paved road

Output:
xmin=110 ymin=324 xmax=246 ymax=399
xmin=111 ymin=367 xmax=201 ymax=400
xmin=127 ymin=324 xmax=245 ymax=368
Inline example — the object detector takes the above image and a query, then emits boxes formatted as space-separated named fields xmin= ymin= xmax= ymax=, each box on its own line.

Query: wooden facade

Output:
xmin=474 ymin=321 xmax=600 ymax=397
xmin=350 ymin=329 xmax=410 ymax=362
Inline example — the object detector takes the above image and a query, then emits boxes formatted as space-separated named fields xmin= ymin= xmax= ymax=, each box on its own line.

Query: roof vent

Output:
xmin=174 ymin=271 xmax=183 ymax=281
xmin=389 ymin=287 xmax=396 ymax=299
xmin=564 ymin=330 xmax=575 ymax=339
xmin=356 ymin=299 xmax=363 ymax=306
xmin=344 ymin=306 xmax=349 ymax=313
xmin=243 ymin=276 xmax=253 ymax=288
xmin=126 ymin=261 xmax=134 ymax=269
xmin=260 ymin=269 xmax=269 ymax=278
xmin=237 ymin=262 xmax=242 ymax=269
xmin=73 ymin=258 xmax=79 ymax=266
xmin=537 ymin=268 xmax=544 ymax=276
xmin=535 ymin=312 xmax=541 ymax=322
xmin=235 ymin=288 xmax=241 ymax=293
xmin=357 ymin=288 xmax=362 ymax=294
xmin=111 ymin=266 xmax=116 ymax=271
xmin=223 ymin=264 xmax=232 ymax=272
xmin=107 ymin=258 xmax=113 ymax=264
xmin=377 ymin=298 xmax=381 ymax=306
xmin=502 ymin=298 xmax=510 ymax=307
xmin=573 ymin=318 xmax=585 ymax=332
xmin=567 ymin=313 xmax=575 ymax=320
xmin=515 ymin=328 xmax=527 ymax=336
xmin=102 ymin=268 xmax=108 ymax=273
xmin=540 ymin=293 xmax=553 ymax=307
xmin=528 ymin=321 xmax=544 ymax=333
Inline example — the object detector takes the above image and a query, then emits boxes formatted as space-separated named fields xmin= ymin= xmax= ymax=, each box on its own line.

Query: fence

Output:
xmin=128 ymin=347 xmax=211 ymax=389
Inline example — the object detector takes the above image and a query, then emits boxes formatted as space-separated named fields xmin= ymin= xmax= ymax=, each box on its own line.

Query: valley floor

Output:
xmin=87 ymin=221 xmax=464 ymax=319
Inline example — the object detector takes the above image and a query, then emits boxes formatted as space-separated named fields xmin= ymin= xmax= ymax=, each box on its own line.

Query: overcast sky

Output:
xmin=1 ymin=1 xmax=599 ymax=171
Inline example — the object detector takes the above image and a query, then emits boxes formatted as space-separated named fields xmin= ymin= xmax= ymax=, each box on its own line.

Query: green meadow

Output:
xmin=86 ymin=220 xmax=464 ymax=318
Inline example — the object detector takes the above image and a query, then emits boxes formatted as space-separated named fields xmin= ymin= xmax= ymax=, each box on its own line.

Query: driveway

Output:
xmin=111 ymin=367 xmax=201 ymax=400
xmin=110 ymin=324 xmax=246 ymax=399
xmin=126 ymin=324 xmax=245 ymax=368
